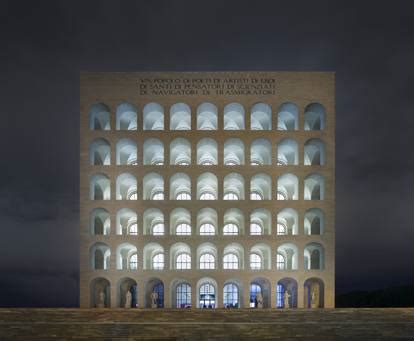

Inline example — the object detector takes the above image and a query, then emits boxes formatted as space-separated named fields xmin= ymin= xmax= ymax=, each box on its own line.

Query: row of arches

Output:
xmin=89 ymin=102 xmax=326 ymax=131
xmin=91 ymin=207 xmax=324 ymax=236
xmin=91 ymin=276 xmax=325 ymax=308
xmin=90 ymin=242 xmax=325 ymax=271
xmin=90 ymin=172 xmax=325 ymax=201
xmin=90 ymin=138 xmax=326 ymax=166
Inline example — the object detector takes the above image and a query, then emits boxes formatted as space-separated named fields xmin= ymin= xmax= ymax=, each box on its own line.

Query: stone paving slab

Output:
xmin=0 ymin=308 xmax=413 ymax=340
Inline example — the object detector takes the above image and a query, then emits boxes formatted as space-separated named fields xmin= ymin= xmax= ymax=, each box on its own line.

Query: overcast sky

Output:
xmin=1 ymin=0 xmax=414 ymax=307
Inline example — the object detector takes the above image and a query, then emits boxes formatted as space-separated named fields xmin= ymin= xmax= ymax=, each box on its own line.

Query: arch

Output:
xmin=116 ymin=102 xmax=137 ymax=130
xmin=197 ymin=243 xmax=217 ymax=269
xmin=250 ymin=243 xmax=271 ymax=270
xmin=143 ymin=138 xmax=164 ymax=165
xmin=277 ymin=139 xmax=298 ymax=166
xmin=277 ymin=243 xmax=298 ymax=270
xmin=197 ymin=102 xmax=218 ymax=130
xmin=143 ymin=172 xmax=164 ymax=200
xmin=170 ymin=208 xmax=191 ymax=235
xmin=304 ymin=103 xmax=326 ymax=131
xmin=277 ymin=208 xmax=298 ymax=235
xmin=116 ymin=208 xmax=137 ymax=235
xmin=170 ymin=173 xmax=191 ymax=200
xmin=304 ymin=243 xmax=325 ymax=270
xmin=277 ymin=173 xmax=298 ymax=200
xmin=304 ymin=138 xmax=326 ymax=165
xmin=90 ymin=173 xmax=110 ymax=200
xmin=223 ymin=281 xmax=240 ymax=308
xmin=116 ymin=243 xmax=138 ymax=270
xmin=250 ymin=208 xmax=271 ymax=235
xmin=223 ymin=173 xmax=245 ymax=200
xmin=277 ymin=102 xmax=298 ymax=131
xmin=90 ymin=208 xmax=110 ymax=235
xmin=117 ymin=277 xmax=137 ymax=308
xmin=224 ymin=138 xmax=245 ymax=166
xmin=304 ymin=278 xmax=325 ymax=308
xmin=143 ymin=243 xmax=164 ymax=270
xmin=90 ymin=242 xmax=110 ymax=270
xmin=224 ymin=103 xmax=245 ymax=130
xmin=116 ymin=173 xmax=137 ymax=200
xmin=90 ymin=277 xmax=110 ymax=308
xmin=197 ymin=138 xmax=218 ymax=165
xmin=304 ymin=208 xmax=324 ymax=235
xmin=145 ymin=278 xmax=164 ymax=308
xmin=276 ymin=278 xmax=298 ymax=308
xmin=89 ymin=103 xmax=110 ymax=130
xmin=197 ymin=277 xmax=217 ymax=308
xmin=170 ymin=138 xmax=191 ymax=165
xmin=304 ymin=173 xmax=325 ymax=200
xmin=223 ymin=208 xmax=244 ymax=235
xmin=197 ymin=208 xmax=217 ymax=236
xmin=250 ymin=173 xmax=272 ymax=200
xmin=170 ymin=242 xmax=191 ymax=270
xmin=170 ymin=103 xmax=191 ymax=130
xmin=173 ymin=281 xmax=192 ymax=308
xmin=250 ymin=278 xmax=271 ymax=308
xmin=223 ymin=243 xmax=244 ymax=269
xmin=197 ymin=172 xmax=218 ymax=200
xmin=143 ymin=208 xmax=164 ymax=235
xmin=89 ymin=139 xmax=110 ymax=165
xmin=251 ymin=138 xmax=272 ymax=165
xmin=143 ymin=103 xmax=164 ymax=130
xmin=251 ymin=103 xmax=271 ymax=130
xmin=116 ymin=139 xmax=137 ymax=165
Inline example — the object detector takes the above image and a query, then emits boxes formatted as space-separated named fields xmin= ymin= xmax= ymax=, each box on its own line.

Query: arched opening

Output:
xmin=277 ymin=139 xmax=298 ymax=166
xmin=197 ymin=173 xmax=218 ymax=200
xmin=143 ymin=103 xmax=164 ymax=130
xmin=116 ymin=102 xmax=137 ymax=130
xmin=304 ymin=278 xmax=325 ymax=308
xmin=116 ymin=243 xmax=138 ymax=270
xmin=116 ymin=139 xmax=137 ymax=165
xmin=117 ymin=277 xmax=137 ymax=308
xmin=89 ymin=103 xmax=110 ymax=131
xmin=170 ymin=103 xmax=191 ymax=130
xmin=143 ymin=138 xmax=164 ymax=165
xmin=223 ymin=208 xmax=244 ymax=236
xmin=223 ymin=243 xmax=244 ymax=269
xmin=197 ymin=138 xmax=218 ymax=165
xmin=116 ymin=173 xmax=137 ymax=200
xmin=145 ymin=278 xmax=164 ymax=308
xmin=197 ymin=243 xmax=217 ymax=270
xmin=90 ymin=208 xmax=110 ymax=235
xmin=170 ymin=243 xmax=191 ymax=270
xmin=304 ymin=173 xmax=325 ymax=200
xmin=276 ymin=278 xmax=298 ymax=308
xmin=143 ymin=208 xmax=164 ymax=236
xmin=143 ymin=172 xmax=164 ymax=200
xmin=277 ymin=208 xmax=298 ymax=235
xmin=116 ymin=208 xmax=137 ymax=235
xmin=250 ymin=208 xmax=271 ymax=235
xmin=170 ymin=208 xmax=191 ymax=235
xmin=277 ymin=243 xmax=298 ymax=270
xmin=224 ymin=103 xmax=245 ymax=130
xmin=250 ymin=173 xmax=272 ymax=200
xmin=251 ymin=103 xmax=271 ymax=130
xmin=223 ymin=173 xmax=244 ymax=200
xmin=250 ymin=243 xmax=271 ymax=270
xmin=304 ymin=243 xmax=324 ymax=270
xmin=250 ymin=278 xmax=271 ymax=308
xmin=89 ymin=139 xmax=110 ymax=165
xmin=197 ymin=278 xmax=217 ymax=308
xmin=304 ymin=208 xmax=324 ymax=235
xmin=170 ymin=138 xmax=191 ymax=165
xmin=304 ymin=138 xmax=326 ymax=166
xmin=251 ymin=138 xmax=272 ymax=165
xmin=90 ymin=277 xmax=110 ymax=308
xmin=90 ymin=242 xmax=110 ymax=270
xmin=223 ymin=282 xmax=240 ymax=308
xmin=304 ymin=103 xmax=326 ymax=131
xmin=143 ymin=243 xmax=164 ymax=270
xmin=277 ymin=102 xmax=298 ymax=131
xmin=197 ymin=208 xmax=217 ymax=236
xmin=90 ymin=174 xmax=110 ymax=200
xmin=174 ymin=281 xmax=192 ymax=308
xmin=224 ymin=138 xmax=245 ymax=166
xmin=170 ymin=173 xmax=191 ymax=200
xmin=277 ymin=173 xmax=298 ymax=200
xmin=197 ymin=102 xmax=218 ymax=130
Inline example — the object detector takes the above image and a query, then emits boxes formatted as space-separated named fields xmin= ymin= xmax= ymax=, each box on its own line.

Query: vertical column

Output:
xmin=110 ymin=281 xmax=117 ymax=308
xmin=191 ymin=279 xmax=198 ymax=309
xmin=242 ymin=281 xmax=251 ymax=309
xmin=138 ymin=282 xmax=145 ymax=308
xmin=245 ymin=103 xmax=250 ymax=131
xmin=297 ymin=280 xmax=305 ymax=308
xmin=164 ymin=281 xmax=171 ymax=308
xmin=217 ymin=176 xmax=223 ymax=202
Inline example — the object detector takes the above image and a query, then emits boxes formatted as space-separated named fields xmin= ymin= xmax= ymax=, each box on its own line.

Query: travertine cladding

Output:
xmin=80 ymin=72 xmax=335 ymax=308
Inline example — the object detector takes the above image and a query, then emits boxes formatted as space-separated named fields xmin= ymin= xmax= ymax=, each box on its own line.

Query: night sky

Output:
xmin=1 ymin=1 xmax=414 ymax=307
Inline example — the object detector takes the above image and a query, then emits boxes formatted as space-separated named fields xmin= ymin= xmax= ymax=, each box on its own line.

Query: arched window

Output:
xmin=129 ymin=222 xmax=138 ymax=235
xmin=304 ymin=103 xmax=326 ymax=131
xmin=197 ymin=103 xmax=218 ymax=130
xmin=176 ymin=253 xmax=191 ymax=270
xmin=200 ymin=192 xmax=216 ymax=200
xmin=152 ymin=253 xmax=164 ymax=270
xmin=170 ymin=138 xmax=191 ymax=165
xmin=90 ymin=139 xmax=110 ymax=165
xmin=199 ymin=283 xmax=216 ymax=308
xmin=251 ymin=103 xmax=271 ymax=130
xmin=224 ymin=138 xmax=245 ymax=166
xmin=199 ymin=253 xmax=215 ymax=269
xmin=170 ymin=103 xmax=191 ymax=130
xmin=176 ymin=283 xmax=192 ymax=308
xmin=223 ymin=253 xmax=239 ymax=269
xmin=304 ymin=139 xmax=326 ymax=166
xmin=250 ymin=192 xmax=263 ymax=200
xmin=90 ymin=174 xmax=110 ymax=200
xmin=304 ymin=208 xmax=324 ymax=235
xmin=223 ymin=173 xmax=244 ymax=200
xmin=197 ymin=173 xmax=218 ymax=199
xmin=129 ymin=254 xmax=138 ymax=270
xmin=249 ymin=283 xmax=262 ymax=308
xmin=200 ymin=223 xmax=215 ymax=236
xmin=151 ymin=191 xmax=164 ymax=200
xmin=251 ymin=139 xmax=272 ymax=165
xmin=223 ymin=283 xmax=239 ymax=308
xmin=116 ymin=102 xmax=137 ymax=130
xmin=176 ymin=191 xmax=191 ymax=200
xmin=224 ymin=192 xmax=239 ymax=200
xmin=197 ymin=139 xmax=218 ymax=165
xmin=143 ymin=103 xmax=164 ymax=130
xmin=250 ymin=253 xmax=262 ymax=270
xmin=277 ymin=102 xmax=298 ymax=131
xmin=304 ymin=174 xmax=325 ymax=200
xmin=176 ymin=223 xmax=191 ymax=236
xmin=143 ymin=138 xmax=164 ymax=165
xmin=89 ymin=103 xmax=110 ymax=130
xmin=250 ymin=223 xmax=263 ymax=236
xmin=277 ymin=173 xmax=299 ymax=200
xmin=277 ymin=139 xmax=298 ymax=166
xmin=116 ymin=173 xmax=137 ymax=200
xmin=152 ymin=223 xmax=165 ymax=236
xmin=224 ymin=103 xmax=245 ymax=130
xmin=277 ymin=223 xmax=287 ymax=235
xmin=277 ymin=253 xmax=286 ymax=270
xmin=223 ymin=223 xmax=239 ymax=236
xmin=116 ymin=139 xmax=137 ymax=165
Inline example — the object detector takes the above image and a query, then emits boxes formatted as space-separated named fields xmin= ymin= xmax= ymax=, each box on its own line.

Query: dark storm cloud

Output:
xmin=1 ymin=0 xmax=414 ymax=306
